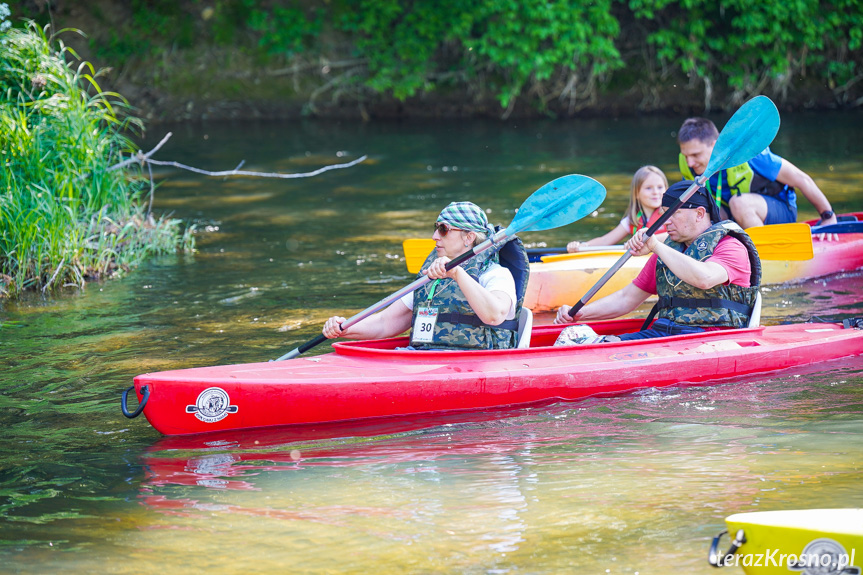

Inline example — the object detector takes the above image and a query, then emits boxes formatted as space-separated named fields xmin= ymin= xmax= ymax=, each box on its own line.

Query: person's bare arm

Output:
xmin=426 ymin=258 xmax=511 ymax=326
xmin=776 ymin=159 xmax=837 ymax=225
xmin=554 ymin=283 xmax=651 ymax=324
xmin=322 ymin=300 xmax=412 ymax=340
xmin=567 ymin=223 xmax=630 ymax=253
xmin=626 ymin=230 xmax=728 ymax=290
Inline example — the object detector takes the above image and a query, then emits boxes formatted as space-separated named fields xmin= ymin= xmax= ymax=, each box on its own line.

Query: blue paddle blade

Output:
xmin=705 ymin=95 xmax=780 ymax=177
xmin=505 ymin=174 xmax=606 ymax=234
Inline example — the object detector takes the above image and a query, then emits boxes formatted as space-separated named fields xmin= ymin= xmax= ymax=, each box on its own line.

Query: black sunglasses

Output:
xmin=434 ymin=222 xmax=464 ymax=236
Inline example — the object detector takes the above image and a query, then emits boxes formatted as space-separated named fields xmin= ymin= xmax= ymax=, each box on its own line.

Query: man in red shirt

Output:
xmin=554 ymin=180 xmax=761 ymax=340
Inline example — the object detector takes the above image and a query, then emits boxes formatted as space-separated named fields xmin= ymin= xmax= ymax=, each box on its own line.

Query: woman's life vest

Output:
xmin=644 ymin=221 xmax=762 ymax=329
xmin=409 ymin=232 xmax=529 ymax=350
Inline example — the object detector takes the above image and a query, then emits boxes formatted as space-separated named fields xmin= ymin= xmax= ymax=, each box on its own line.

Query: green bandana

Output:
xmin=437 ymin=202 xmax=494 ymax=236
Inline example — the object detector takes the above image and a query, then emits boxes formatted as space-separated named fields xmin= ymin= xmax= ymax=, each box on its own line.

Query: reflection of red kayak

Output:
xmin=140 ymin=410 xmax=528 ymax=489
xmin=128 ymin=318 xmax=863 ymax=436
xmin=525 ymin=213 xmax=863 ymax=312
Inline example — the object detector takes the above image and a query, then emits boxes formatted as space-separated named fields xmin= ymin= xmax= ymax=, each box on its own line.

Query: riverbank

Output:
xmin=0 ymin=20 xmax=194 ymax=299
xmin=16 ymin=1 xmax=861 ymax=123
xmin=115 ymin=76 xmax=850 ymax=124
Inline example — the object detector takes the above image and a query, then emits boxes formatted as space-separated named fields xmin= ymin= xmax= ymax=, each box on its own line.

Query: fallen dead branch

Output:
xmin=108 ymin=132 xmax=368 ymax=179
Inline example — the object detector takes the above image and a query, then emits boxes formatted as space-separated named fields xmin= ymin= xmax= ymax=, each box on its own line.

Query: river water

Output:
xmin=1 ymin=112 xmax=863 ymax=574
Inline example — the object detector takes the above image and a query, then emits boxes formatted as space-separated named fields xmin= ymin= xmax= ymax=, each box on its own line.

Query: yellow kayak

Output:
xmin=708 ymin=509 xmax=863 ymax=574
xmin=522 ymin=250 xmax=644 ymax=311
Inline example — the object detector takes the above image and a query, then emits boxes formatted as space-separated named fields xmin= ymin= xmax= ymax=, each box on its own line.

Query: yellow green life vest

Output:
xmin=679 ymin=155 xmax=791 ymax=208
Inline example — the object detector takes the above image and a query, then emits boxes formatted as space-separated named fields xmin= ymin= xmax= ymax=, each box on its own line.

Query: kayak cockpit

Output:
xmin=332 ymin=318 xmax=767 ymax=358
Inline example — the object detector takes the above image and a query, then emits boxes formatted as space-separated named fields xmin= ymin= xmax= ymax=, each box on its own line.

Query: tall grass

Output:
xmin=0 ymin=19 xmax=193 ymax=298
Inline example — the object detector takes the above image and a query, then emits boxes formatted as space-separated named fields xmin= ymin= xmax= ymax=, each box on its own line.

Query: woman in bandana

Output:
xmin=322 ymin=201 xmax=519 ymax=350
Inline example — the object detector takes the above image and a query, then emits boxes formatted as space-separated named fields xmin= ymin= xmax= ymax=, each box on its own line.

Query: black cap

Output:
xmin=662 ymin=180 xmax=721 ymax=223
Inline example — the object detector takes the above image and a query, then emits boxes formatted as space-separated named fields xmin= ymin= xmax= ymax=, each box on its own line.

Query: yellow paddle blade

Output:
xmin=403 ymin=238 xmax=435 ymax=273
xmin=745 ymin=222 xmax=814 ymax=261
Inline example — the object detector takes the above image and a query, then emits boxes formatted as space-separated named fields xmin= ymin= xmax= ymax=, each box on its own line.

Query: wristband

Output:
xmin=820 ymin=210 xmax=835 ymax=220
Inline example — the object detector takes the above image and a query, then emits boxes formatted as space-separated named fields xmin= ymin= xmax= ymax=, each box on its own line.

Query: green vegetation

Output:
xmin=0 ymin=16 xmax=193 ymax=299
xmin=19 ymin=0 xmax=862 ymax=117
xmin=3 ymin=0 xmax=859 ymax=280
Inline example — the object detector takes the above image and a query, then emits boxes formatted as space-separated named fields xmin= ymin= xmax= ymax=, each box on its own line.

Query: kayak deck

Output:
xmin=132 ymin=319 xmax=863 ymax=435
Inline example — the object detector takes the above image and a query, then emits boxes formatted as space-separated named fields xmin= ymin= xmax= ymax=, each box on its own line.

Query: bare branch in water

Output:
xmin=108 ymin=132 xmax=368 ymax=178
xmin=42 ymin=259 xmax=65 ymax=294
xmin=145 ymin=154 xmax=367 ymax=179
xmin=107 ymin=132 xmax=173 ymax=172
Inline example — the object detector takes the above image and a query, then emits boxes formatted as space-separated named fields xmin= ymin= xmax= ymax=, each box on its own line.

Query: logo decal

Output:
xmin=788 ymin=538 xmax=859 ymax=575
xmin=609 ymin=351 xmax=656 ymax=361
xmin=186 ymin=387 xmax=238 ymax=423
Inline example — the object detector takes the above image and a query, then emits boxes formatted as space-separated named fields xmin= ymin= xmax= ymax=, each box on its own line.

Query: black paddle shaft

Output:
xmin=567 ymin=180 xmax=702 ymax=317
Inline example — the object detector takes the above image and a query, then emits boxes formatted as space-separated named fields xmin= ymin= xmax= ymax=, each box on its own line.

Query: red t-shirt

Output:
xmin=633 ymin=236 xmax=752 ymax=294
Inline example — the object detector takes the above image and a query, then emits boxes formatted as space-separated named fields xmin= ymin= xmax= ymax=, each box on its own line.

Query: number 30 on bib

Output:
xmin=412 ymin=307 xmax=439 ymax=343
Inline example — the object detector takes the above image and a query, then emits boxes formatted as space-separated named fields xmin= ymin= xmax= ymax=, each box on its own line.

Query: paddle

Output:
xmin=276 ymin=174 xmax=607 ymax=360
xmin=810 ymin=221 xmax=863 ymax=234
xmin=542 ymin=222 xmax=813 ymax=263
xmin=744 ymin=223 xmax=814 ymax=260
xmin=565 ymin=95 xmax=781 ymax=318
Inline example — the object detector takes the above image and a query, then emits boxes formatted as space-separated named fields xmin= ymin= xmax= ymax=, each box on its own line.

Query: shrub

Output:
xmin=0 ymin=17 xmax=193 ymax=298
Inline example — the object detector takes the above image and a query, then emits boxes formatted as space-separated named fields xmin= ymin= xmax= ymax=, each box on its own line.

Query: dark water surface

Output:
xmin=1 ymin=113 xmax=863 ymax=573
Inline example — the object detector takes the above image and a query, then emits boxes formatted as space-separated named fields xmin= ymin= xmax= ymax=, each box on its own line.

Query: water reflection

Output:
xmin=1 ymin=114 xmax=862 ymax=573
xmin=761 ymin=269 xmax=863 ymax=321
xmin=127 ymin=372 xmax=863 ymax=574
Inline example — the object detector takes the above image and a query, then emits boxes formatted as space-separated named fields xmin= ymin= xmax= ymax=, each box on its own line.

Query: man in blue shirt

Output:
xmin=677 ymin=117 xmax=837 ymax=228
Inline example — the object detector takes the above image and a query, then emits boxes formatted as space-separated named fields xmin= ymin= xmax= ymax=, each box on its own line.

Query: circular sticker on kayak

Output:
xmin=185 ymin=387 xmax=238 ymax=423
xmin=788 ymin=538 xmax=858 ymax=575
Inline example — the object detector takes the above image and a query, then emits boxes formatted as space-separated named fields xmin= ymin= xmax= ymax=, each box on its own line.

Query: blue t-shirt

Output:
xmin=705 ymin=147 xmax=796 ymax=209
xmin=748 ymin=148 xmax=783 ymax=180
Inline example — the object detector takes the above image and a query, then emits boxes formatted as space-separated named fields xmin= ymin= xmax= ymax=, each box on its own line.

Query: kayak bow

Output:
xmin=709 ymin=509 xmax=863 ymax=573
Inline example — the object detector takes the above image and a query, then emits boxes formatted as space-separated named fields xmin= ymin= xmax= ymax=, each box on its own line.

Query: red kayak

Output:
xmin=126 ymin=318 xmax=863 ymax=436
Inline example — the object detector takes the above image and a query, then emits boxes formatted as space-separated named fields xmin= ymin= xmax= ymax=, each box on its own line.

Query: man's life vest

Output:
xmin=644 ymin=221 xmax=762 ymax=330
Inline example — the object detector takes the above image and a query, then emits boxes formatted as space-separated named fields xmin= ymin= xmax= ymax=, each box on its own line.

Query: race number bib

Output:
xmin=412 ymin=306 xmax=439 ymax=343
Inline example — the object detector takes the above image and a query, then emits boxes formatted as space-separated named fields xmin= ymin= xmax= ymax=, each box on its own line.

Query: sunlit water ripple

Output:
xmin=1 ymin=113 xmax=862 ymax=573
